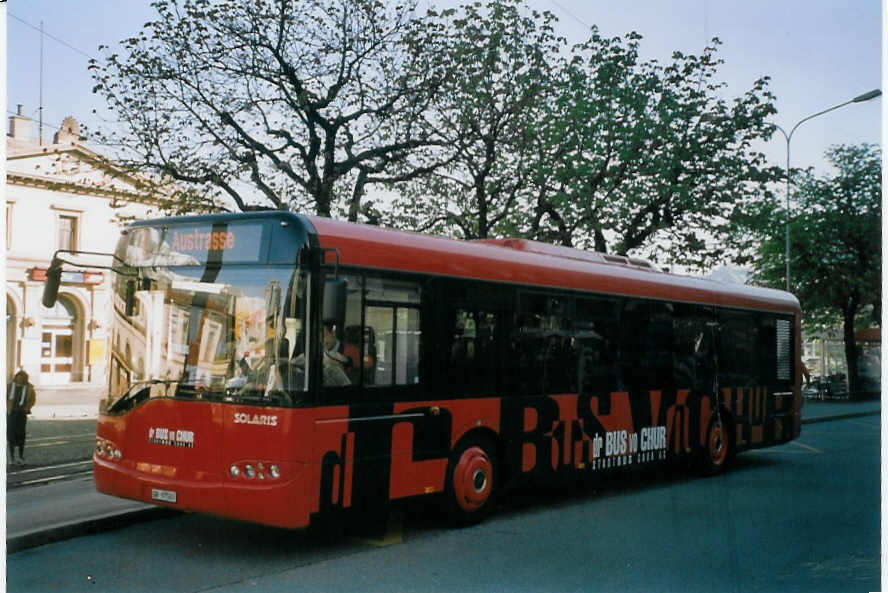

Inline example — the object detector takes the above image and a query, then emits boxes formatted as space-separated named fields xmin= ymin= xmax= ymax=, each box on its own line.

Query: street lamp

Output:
xmin=771 ymin=89 xmax=881 ymax=292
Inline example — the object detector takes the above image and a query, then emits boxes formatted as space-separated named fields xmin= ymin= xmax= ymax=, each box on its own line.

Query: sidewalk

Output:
xmin=29 ymin=383 xmax=104 ymax=420
xmin=800 ymin=396 xmax=882 ymax=423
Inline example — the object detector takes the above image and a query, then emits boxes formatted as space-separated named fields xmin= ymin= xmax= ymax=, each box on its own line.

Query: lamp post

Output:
xmin=771 ymin=89 xmax=881 ymax=292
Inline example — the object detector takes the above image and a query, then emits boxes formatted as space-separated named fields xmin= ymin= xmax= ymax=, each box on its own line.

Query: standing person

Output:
xmin=7 ymin=370 xmax=36 ymax=466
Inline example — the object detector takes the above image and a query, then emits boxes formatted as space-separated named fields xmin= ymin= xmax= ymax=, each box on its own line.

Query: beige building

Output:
xmin=6 ymin=106 xmax=162 ymax=387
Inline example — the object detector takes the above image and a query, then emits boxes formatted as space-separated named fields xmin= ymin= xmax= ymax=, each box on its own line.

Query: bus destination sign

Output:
xmin=171 ymin=229 xmax=235 ymax=252
xmin=165 ymin=222 xmax=264 ymax=263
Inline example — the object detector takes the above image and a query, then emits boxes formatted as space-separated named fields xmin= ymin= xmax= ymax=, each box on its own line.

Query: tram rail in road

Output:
xmin=7 ymin=460 xmax=94 ymax=489
xmin=7 ymin=428 xmax=97 ymax=489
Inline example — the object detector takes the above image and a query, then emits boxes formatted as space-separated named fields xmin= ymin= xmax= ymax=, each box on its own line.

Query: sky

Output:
xmin=4 ymin=0 xmax=882 ymax=178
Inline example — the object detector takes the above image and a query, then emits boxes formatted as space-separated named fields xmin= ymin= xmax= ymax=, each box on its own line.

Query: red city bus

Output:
xmin=44 ymin=211 xmax=801 ymax=529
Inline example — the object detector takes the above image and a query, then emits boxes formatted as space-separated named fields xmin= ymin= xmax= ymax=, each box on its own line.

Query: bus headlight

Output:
xmin=244 ymin=464 xmax=255 ymax=478
xmin=269 ymin=464 xmax=280 ymax=479
xmin=229 ymin=464 xmax=240 ymax=478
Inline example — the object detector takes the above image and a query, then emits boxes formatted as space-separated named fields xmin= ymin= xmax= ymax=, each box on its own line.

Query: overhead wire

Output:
xmin=8 ymin=12 xmax=96 ymax=61
xmin=6 ymin=14 xmax=119 ymax=147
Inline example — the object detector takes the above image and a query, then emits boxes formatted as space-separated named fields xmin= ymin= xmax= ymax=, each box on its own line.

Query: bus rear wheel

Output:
xmin=445 ymin=438 xmax=498 ymax=526
xmin=702 ymin=414 xmax=733 ymax=476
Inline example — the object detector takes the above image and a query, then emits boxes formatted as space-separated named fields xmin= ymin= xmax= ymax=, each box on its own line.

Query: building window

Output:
xmin=58 ymin=214 xmax=78 ymax=251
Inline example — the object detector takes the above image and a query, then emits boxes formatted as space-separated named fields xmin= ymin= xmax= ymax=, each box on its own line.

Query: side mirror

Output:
xmin=322 ymin=278 xmax=347 ymax=329
xmin=125 ymin=280 xmax=136 ymax=316
xmin=42 ymin=262 xmax=62 ymax=308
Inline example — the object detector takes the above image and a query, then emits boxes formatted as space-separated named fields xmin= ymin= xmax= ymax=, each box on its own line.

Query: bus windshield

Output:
xmin=106 ymin=225 xmax=310 ymax=411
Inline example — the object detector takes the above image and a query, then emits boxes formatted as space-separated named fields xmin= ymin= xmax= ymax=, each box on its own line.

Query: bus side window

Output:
xmin=362 ymin=277 xmax=421 ymax=388
xmin=575 ymin=297 xmax=621 ymax=394
xmin=644 ymin=302 xmax=675 ymax=390
xmin=718 ymin=311 xmax=759 ymax=387
xmin=322 ymin=274 xmax=362 ymax=388
xmin=672 ymin=304 xmax=715 ymax=393
xmin=619 ymin=300 xmax=648 ymax=391
xmin=510 ymin=292 xmax=572 ymax=396
xmin=449 ymin=309 xmax=498 ymax=396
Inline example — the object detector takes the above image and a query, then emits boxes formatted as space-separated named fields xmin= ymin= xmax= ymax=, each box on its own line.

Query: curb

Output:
xmin=801 ymin=409 xmax=880 ymax=425
xmin=30 ymin=406 xmax=99 ymax=420
xmin=7 ymin=507 xmax=179 ymax=553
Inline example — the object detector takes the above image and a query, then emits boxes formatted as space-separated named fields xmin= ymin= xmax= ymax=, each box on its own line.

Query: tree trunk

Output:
xmin=348 ymin=169 xmax=368 ymax=223
xmin=593 ymin=229 xmax=607 ymax=253
xmin=476 ymin=184 xmax=489 ymax=239
xmin=315 ymin=180 xmax=334 ymax=218
xmin=841 ymin=305 xmax=860 ymax=398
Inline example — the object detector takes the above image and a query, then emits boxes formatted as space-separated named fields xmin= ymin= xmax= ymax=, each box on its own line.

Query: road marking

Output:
xmin=756 ymin=440 xmax=823 ymax=455
xmin=844 ymin=419 xmax=879 ymax=428
xmin=351 ymin=516 xmax=404 ymax=547
xmin=789 ymin=440 xmax=823 ymax=454
xmin=754 ymin=449 xmax=808 ymax=454
xmin=9 ymin=460 xmax=93 ymax=475
xmin=29 ymin=439 xmax=94 ymax=449
xmin=28 ymin=433 xmax=95 ymax=443
xmin=16 ymin=470 xmax=93 ymax=487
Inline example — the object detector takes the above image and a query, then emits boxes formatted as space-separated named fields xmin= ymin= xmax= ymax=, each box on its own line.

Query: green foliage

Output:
xmin=381 ymin=5 xmax=779 ymax=265
xmin=751 ymin=144 xmax=881 ymax=324
xmin=749 ymin=144 xmax=881 ymax=392
xmin=520 ymin=32 xmax=780 ymax=269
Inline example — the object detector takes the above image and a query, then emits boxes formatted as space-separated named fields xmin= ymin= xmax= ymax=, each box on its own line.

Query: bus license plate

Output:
xmin=151 ymin=488 xmax=177 ymax=504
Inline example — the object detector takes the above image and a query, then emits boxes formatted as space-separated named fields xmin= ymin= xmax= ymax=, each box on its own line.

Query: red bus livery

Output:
xmin=46 ymin=212 xmax=800 ymax=529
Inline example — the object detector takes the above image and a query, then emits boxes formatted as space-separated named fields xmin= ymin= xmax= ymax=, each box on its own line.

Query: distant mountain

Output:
xmin=706 ymin=266 xmax=749 ymax=285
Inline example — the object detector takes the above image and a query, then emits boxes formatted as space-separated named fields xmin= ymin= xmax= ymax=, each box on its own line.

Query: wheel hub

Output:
xmin=453 ymin=446 xmax=493 ymax=512
xmin=472 ymin=468 xmax=487 ymax=492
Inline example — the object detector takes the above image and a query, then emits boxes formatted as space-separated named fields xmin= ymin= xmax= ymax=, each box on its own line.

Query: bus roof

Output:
xmin=306 ymin=216 xmax=800 ymax=315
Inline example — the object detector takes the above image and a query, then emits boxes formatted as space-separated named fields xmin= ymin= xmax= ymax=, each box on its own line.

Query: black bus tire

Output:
xmin=701 ymin=413 xmax=733 ymax=476
xmin=445 ymin=437 xmax=498 ymax=526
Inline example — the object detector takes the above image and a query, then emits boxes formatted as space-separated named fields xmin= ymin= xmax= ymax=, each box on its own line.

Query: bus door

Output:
xmin=312 ymin=274 xmax=436 ymax=518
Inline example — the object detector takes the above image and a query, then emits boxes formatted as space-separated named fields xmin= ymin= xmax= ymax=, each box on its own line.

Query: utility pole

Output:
xmin=39 ymin=20 xmax=44 ymax=145
xmin=771 ymin=89 xmax=881 ymax=292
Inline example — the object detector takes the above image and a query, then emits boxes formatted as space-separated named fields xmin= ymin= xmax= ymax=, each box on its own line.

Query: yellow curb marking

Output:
xmin=351 ymin=516 xmax=404 ymax=548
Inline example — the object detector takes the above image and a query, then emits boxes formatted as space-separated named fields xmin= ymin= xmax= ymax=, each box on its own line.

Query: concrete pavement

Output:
xmin=6 ymin=391 xmax=881 ymax=552
xmin=28 ymin=383 xmax=104 ymax=420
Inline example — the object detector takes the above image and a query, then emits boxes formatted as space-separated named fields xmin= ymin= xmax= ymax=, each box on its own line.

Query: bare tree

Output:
xmin=90 ymin=0 xmax=448 ymax=217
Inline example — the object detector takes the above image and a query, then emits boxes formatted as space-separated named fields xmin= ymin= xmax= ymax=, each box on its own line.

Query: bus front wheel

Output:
xmin=445 ymin=438 xmax=498 ymax=526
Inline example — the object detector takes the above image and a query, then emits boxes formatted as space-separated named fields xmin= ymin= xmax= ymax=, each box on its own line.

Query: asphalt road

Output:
xmin=6 ymin=414 xmax=880 ymax=593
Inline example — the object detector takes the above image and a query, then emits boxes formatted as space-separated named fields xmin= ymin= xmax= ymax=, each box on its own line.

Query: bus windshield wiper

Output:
xmin=107 ymin=380 xmax=181 ymax=413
